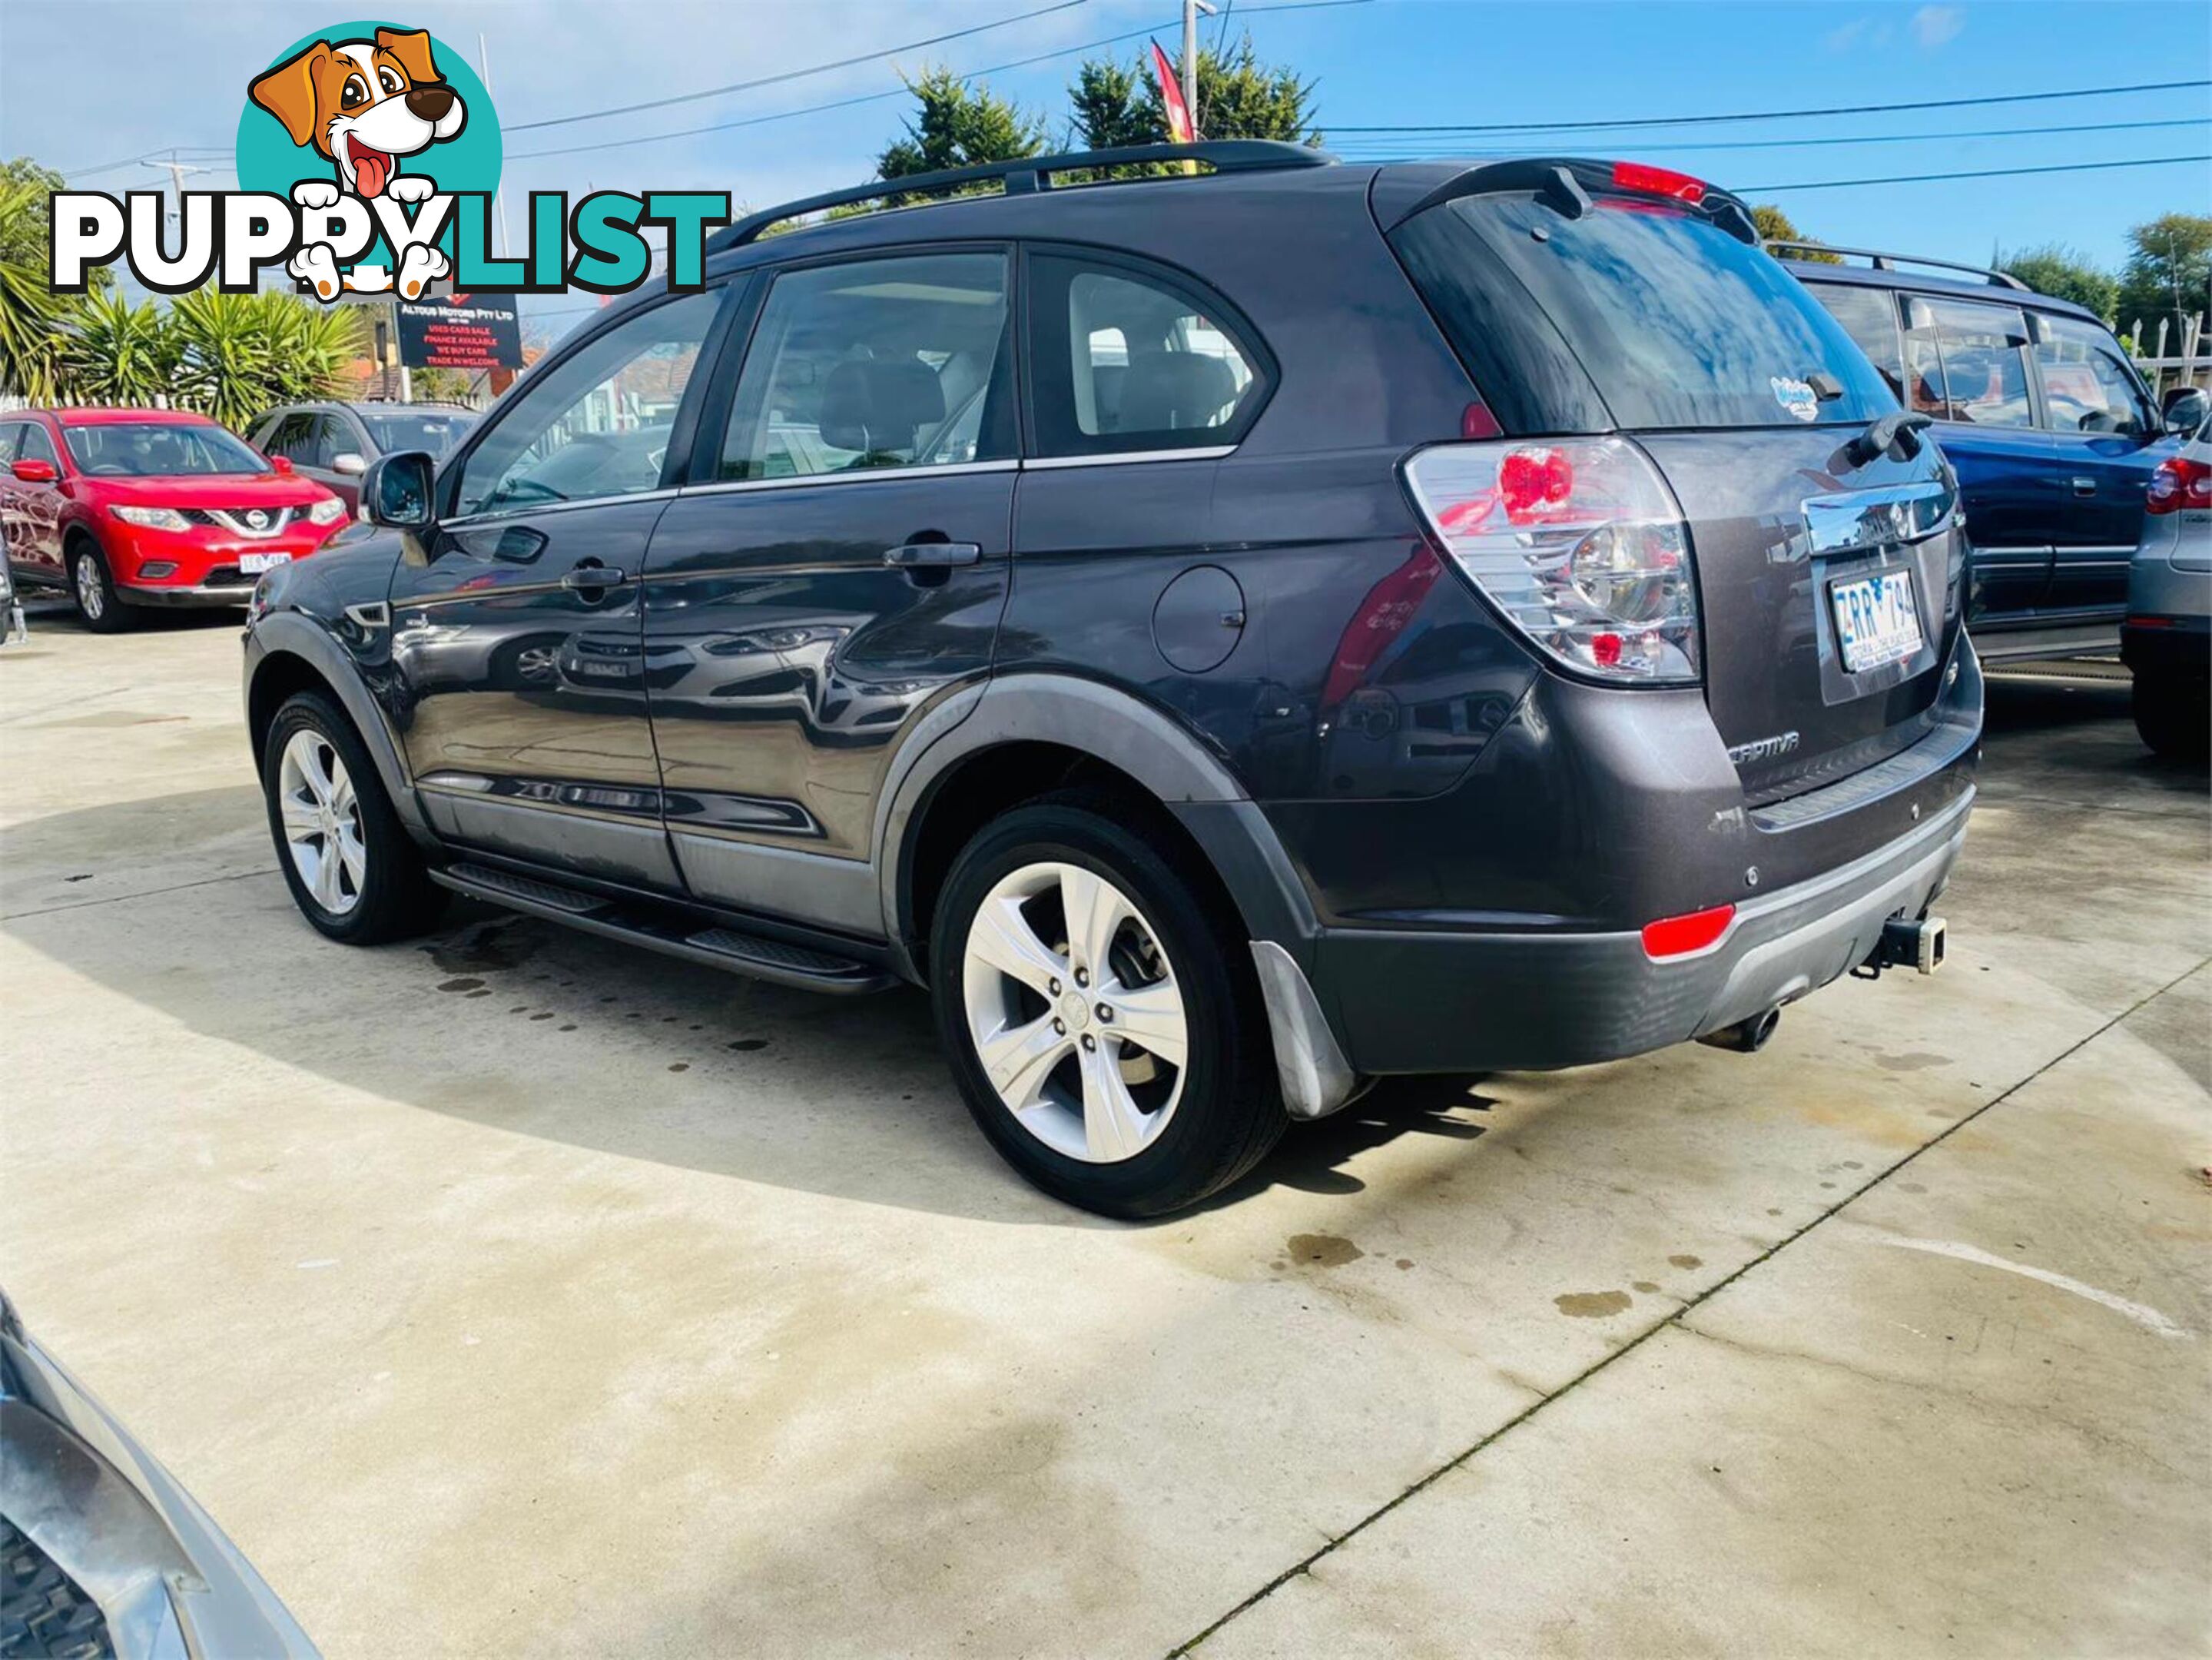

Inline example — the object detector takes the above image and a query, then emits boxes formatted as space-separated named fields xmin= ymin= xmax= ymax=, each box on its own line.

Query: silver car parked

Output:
xmin=2123 ymin=403 xmax=2210 ymax=759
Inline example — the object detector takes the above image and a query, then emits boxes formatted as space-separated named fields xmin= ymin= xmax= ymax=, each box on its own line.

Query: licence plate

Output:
xmin=237 ymin=552 xmax=292 ymax=576
xmin=1830 ymin=567 xmax=1923 ymax=673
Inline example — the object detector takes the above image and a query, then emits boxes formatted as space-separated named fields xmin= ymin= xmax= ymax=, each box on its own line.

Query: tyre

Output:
xmin=2132 ymin=670 xmax=2210 ymax=762
xmin=930 ymin=789 xmax=1285 ymax=1218
xmin=261 ymin=691 xmax=448 ymax=944
xmin=68 ymin=539 xmax=137 ymax=633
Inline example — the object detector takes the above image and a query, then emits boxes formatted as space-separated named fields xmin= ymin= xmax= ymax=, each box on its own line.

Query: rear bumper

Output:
xmin=2121 ymin=614 xmax=2210 ymax=677
xmin=1318 ymin=787 xmax=1970 ymax=1074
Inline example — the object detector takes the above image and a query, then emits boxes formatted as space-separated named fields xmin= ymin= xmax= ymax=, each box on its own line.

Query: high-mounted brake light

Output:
xmin=1610 ymin=161 xmax=1708 ymax=204
xmin=2146 ymin=455 xmax=2210 ymax=516
xmin=1401 ymin=437 xmax=1702 ymax=684
xmin=1641 ymin=903 xmax=1735 ymax=961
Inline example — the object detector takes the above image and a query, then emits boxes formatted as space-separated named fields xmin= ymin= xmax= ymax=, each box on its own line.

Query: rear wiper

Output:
xmin=1845 ymin=410 xmax=1934 ymax=467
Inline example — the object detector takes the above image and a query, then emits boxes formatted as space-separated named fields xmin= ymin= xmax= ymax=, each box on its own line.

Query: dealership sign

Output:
xmin=395 ymin=291 xmax=522 ymax=369
xmin=47 ymin=19 xmax=727 ymax=304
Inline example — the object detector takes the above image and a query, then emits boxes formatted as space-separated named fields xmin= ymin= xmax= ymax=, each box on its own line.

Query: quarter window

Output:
xmin=1808 ymin=284 xmax=1905 ymax=405
xmin=455 ymin=288 xmax=721 ymax=517
xmin=1908 ymin=297 xmax=2033 ymax=427
xmin=2032 ymin=314 xmax=2151 ymax=436
xmin=1029 ymin=254 xmax=1264 ymax=456
xmin=717 ymin=252 xmax=1015 ymax=481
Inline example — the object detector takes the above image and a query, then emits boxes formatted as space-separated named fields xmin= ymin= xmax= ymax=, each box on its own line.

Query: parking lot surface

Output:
xmin=2 ymin=608 xmax=2206 ymax=1658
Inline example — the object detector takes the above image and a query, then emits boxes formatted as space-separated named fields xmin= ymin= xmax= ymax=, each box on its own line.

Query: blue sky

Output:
xmin=5 ymin=0 xmax=2207 ymax=337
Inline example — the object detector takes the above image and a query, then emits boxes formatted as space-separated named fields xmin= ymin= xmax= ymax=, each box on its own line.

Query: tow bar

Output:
xmin=1854 ymin=914 xmax=1947 ymax=979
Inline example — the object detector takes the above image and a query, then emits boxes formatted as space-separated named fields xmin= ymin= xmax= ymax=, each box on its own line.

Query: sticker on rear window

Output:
xmin=1770 ymin=376 xmax=1819 ymax=422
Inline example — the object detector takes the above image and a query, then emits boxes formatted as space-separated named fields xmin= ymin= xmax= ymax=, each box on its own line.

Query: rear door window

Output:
xmin=2031 ymin=314 xmax=2151 ymax=436
xmin=1806 ymin=282 xmax=1905 ymax=404
xmin=1026 ymin=252 xmax=1269 ymax=456
xmin=715 ymin=251 xmax=1016 ymax=480
xmin=1907 ymin=297 xmax=2034 ymax=427
xmin=1392 ymin=192 xmax=1895 ymax=430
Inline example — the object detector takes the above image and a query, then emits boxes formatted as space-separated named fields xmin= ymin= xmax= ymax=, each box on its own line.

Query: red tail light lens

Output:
xmin=1611 ymin=161 xmax=1708 ymax=204
xmin=1641 ymin=903 xmax=1736 ymax=960
xmin=2146 ymin=455 xmax=2210 ymax=516
xmin=1401 ymin=437 xmax=1701 ymax=684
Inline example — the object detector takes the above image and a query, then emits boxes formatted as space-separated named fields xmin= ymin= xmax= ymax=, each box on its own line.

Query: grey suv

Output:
xmin=240 ymin=144 xmax=1980 ymax=1217
xmin=247 ymin=402 xmax=476 ymax=513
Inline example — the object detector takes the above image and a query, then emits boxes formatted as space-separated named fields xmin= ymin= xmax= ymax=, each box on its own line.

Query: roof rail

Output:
xmin=1762 ymin=238 xmax=2028 ymax=292
xmin=708 ymin=141 xmax=1334 ymax=254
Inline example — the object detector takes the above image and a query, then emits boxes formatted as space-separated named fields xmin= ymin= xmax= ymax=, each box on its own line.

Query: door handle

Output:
xmin=884 ymin=542 xmax=982 ymax=569
xmin=2069 ymin=477 xmax=2096 ymax=496
xmin=562 ymin=560 xmax=628 ymax=590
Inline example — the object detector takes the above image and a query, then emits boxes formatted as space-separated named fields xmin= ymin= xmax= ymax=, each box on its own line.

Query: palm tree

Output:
xmin=255 ymin=291 xmax=369 ymax=404
xmin=63 ymin=291 xmax=173 ymax=405
xmin=166 ymin=290 xmax=277 ymax=429
xmin=0 ymin=175 xmax=68 ymax=400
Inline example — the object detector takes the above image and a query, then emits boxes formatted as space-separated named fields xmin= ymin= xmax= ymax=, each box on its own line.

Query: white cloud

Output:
xmin=1911 ymin=5 xmax=1966 ymax=48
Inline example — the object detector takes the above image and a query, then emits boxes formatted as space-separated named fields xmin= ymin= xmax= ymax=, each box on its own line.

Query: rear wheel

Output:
xmin=68 ymin=540 xmax=137 ymax=633
xmin=2133 ymin=669 xmax=2210 ymax=762
xmin=930 ymin=792 xmax=1284 ymax=1217
xmin=262 ymin=691 xmax=447 ymax=944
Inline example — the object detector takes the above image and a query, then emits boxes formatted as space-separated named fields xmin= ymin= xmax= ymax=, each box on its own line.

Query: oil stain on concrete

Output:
xmin=1555 ymin=1290 xmax=1633 ymax=1318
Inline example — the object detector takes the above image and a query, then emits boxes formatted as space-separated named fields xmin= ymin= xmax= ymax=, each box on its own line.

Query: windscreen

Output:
xmin=1395 ymin=192 xmax=1898 ymax=431
xmin=363 ymin=410 xmax=475 ymax=456
xmin=62 ymin=421 xmax=270 ymax=476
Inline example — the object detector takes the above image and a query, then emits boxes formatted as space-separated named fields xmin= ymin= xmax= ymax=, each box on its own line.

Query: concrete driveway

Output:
xmin=2 ymin=607 xmax=2206 ymax=1658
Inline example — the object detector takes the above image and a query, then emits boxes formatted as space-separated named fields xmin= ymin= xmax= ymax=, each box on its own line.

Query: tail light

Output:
xmin=1401 ymin=437 xmax=1701 ymax=684
xmin=2146 ymin=455 xmax=2210 ymax=516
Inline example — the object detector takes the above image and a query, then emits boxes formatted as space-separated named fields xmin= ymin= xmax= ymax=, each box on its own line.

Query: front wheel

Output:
xmin=2132 ymin=669 xmax=2210 ymax=762
xmin=930 ymin=792 xmax=1285 ymax=1218
xmin=261 ymin=692 xmax=447 ymax=944
xmin=68 ymin=541 xmax=137 ymax=633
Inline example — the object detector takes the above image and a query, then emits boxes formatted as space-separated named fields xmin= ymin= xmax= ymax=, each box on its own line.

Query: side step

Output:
xmin=431 ymin=862 xmax=895 ymax=995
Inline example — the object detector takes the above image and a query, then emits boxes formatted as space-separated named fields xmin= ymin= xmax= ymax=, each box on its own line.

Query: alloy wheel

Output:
xmin=74 ymin=555 xmax=104 ymax=621
xmin=960 ymin=861 xmax=1189 ymax=1163
xmin=277 ymin=729 xmax=366 ymax=916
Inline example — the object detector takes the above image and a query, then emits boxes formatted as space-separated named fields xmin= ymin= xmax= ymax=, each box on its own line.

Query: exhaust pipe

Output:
xmin=1698 ymin=1004 xmax=1782 ymax=1054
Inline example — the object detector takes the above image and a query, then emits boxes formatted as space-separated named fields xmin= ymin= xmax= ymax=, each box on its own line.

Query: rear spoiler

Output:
xmin=1381 ymin=158 xmax=1759 ymax=246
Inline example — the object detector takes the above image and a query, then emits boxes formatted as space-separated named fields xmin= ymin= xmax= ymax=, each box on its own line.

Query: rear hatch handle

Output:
xmin=1845 ymin=411 xmax=1935 ymax=468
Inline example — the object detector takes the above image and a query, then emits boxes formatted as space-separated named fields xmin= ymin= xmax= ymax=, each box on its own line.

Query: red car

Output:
xmin=0 ymin=408 xmax=349 ymax=632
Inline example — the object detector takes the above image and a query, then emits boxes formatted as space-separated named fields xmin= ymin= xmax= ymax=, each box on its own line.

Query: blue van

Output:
xmin=1773 ymin=241 xmax=2203 ymax=662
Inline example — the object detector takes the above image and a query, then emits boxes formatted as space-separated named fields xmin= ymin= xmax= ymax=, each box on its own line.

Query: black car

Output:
xmin=1771 ymin=241 xmax=2205 ymax=662
xmin=246 ymin=401 xmax=476 ymax=513
xmin=240 ymin=144 xmax=1978 ymax=1217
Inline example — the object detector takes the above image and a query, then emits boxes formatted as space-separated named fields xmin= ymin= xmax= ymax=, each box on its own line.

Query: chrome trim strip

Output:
xmin=1021 ymin=445 xmax=1235 ymax=470
xmin=1800 ymin=479 xmax=1958 ymax=558
xmin=677 ymin=459 xmax=1020 ymax=500
xmin=440 ymin=487 xmax=683 ymax=531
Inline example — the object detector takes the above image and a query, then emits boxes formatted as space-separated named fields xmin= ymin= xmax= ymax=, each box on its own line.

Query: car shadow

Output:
xmin=1 ymin=785 xmax=1497 ymax=1228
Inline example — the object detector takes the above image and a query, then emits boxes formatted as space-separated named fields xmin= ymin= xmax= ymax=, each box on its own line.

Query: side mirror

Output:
xmin=332 ymin=451 xmax=367 ymax=476
xmin=270 ymin=454 xmax=294 ymax=473
xmin=10 ymin=458 xmax=58 ymax=484
xmin=2161 ymin=386 xmax=2207 ymax=434
xmin=360 ymin=450 xmax=436 ymax=531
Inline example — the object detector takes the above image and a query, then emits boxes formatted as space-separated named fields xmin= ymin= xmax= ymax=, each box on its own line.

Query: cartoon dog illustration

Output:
xmin=250 ymin=27 xmax=464 ymax=300
xmin=250 ymin=27 xmax=466 ymax=200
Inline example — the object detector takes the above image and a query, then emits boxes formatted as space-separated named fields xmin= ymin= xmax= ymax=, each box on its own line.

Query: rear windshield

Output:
xmin=1393 ymin=193 xmax=1898 ymax=432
